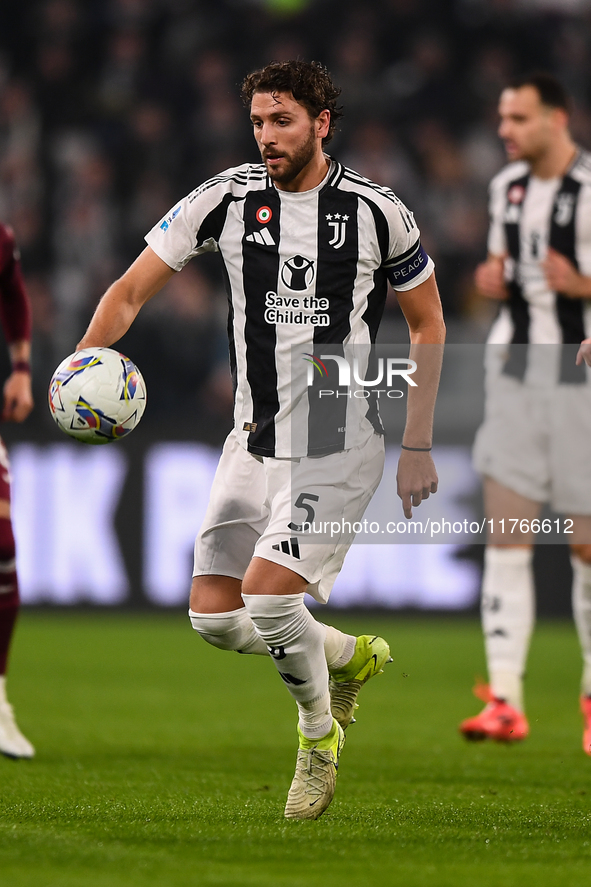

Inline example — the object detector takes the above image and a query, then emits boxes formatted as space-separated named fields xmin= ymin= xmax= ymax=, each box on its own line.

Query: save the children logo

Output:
xmin=281 ymin=255 xmax=315 ymax=291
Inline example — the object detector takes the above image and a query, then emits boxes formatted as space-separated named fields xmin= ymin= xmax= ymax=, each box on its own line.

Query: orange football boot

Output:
xmin=460 ymin=682 xmax=529 ymax=742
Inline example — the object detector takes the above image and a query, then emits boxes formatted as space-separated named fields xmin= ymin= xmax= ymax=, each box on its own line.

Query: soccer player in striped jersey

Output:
xmin=461 ymin=73 xmax=591 ymax=755
xmin=0 ymin=223 xmax=35 ymax=759
xmin=77 ymin=60 xmax=445 ymax=817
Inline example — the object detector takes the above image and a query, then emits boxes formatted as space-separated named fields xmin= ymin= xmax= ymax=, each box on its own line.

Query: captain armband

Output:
xmin=385 ymin=240 xmax=430 ymax=287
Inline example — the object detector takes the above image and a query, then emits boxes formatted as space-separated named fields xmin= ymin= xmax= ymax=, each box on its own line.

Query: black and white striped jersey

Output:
xmin=145 ymin=158 xmax=433 ymax=457
xmin=487 ymin=150 xmax=591 ymax=357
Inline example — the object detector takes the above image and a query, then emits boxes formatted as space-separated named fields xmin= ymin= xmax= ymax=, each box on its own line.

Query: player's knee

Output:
xmin=571 ymin=544 xmax=591 ymax=565
xmin=241 ymin=559 xmax=307 ymax=597
xmin=0 ymin=515 xmax=15 ymax=563
xmin=0 ymin=516 xmax=17 ymax=599
xmin=188 ymin=609 xmax=245 ymax=652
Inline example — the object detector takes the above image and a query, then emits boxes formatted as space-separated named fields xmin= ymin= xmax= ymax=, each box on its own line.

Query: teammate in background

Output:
xmin=77 ymin=60 xmax=445 ymax=818
xmin=0 ymin=223 xmax=34 ymax=759
xmin=461 ymin=73 xmax=591 ymax=755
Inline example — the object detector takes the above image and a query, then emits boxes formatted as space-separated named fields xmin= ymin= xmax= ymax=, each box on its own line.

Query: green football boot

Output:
xmin=284 ymin=718 xmax=345 ymax=820
xmin=329 ymin=635 xmax=392 ymax=729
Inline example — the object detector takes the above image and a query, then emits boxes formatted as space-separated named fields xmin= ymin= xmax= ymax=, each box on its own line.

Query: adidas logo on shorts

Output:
xmin=272 ymin=538 xmax=300 ymax=559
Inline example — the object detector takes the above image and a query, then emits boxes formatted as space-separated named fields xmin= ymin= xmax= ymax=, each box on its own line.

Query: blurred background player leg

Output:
xmin=570 ymin=545 xmax=591 ymax=755
xmin=0 ymin=460 xmax=34 ymax=759
xmin=460 ymin=479 xmax=537 ymax=743
xmin=459 ymin=546 xmax=533 ymax=742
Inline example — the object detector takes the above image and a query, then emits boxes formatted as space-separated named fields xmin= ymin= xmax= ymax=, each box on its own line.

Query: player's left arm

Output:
xmin=395 ymin=271 xmax=446 ymax=519
xmin=576 ymin=337 xmax=591 ymax=366
xmin=543 ymin=247 xmax=591 ymax=298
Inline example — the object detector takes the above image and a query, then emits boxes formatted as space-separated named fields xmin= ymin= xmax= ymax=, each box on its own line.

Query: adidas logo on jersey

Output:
xmin=272 ymin=538 xmax=300 ymax=559
xmin=246 ymin=228 xmax=275 ymax=246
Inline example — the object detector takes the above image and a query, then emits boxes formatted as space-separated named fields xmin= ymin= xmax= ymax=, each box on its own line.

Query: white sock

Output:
xmin=481 ymin=546 xmax=534 ymax=711
xmin=188 ymin=607 xmax=268 ymax=654
xmin=571 ymin=556 xmax=591 ymax=696
xmin=323 ymin=624 xmax=356 ymax=669
xmin=188 ymin=607 xmax=356 ymax=669
xmin=242 ymin=592 xmax=332 ymax=739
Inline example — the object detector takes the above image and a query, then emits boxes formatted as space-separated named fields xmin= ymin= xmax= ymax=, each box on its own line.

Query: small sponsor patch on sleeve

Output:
xmin=384 ymin=239 xmax=430 ymax=287
xmin=159 ymin=206 xmax=182 ymax=233
xmin=243 ymin=422 xmax=257 ymax=432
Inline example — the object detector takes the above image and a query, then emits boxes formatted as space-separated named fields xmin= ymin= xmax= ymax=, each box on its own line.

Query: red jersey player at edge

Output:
xmin=76 ymin=60 xmax=445 ymax=819
xmin=0 ymin=223 xmax=34 ymax=759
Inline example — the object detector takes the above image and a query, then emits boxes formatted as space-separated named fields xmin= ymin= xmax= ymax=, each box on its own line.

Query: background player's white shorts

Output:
xmin=473 ymin=373 xmax=591 ymax=514
xmin=194 ymin=429 xmax=385 ymax=603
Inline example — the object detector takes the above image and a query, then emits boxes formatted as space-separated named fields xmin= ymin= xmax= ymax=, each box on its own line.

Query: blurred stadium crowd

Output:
xmin=2 ymin=0 xmax=591 ymax=425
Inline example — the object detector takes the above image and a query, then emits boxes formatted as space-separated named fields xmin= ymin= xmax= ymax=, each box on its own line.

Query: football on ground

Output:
xmin=48 ymin=347 xmax=147 ymax=444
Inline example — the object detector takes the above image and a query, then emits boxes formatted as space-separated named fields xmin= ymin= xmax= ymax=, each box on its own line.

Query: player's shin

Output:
xmin=0 ymin=590 xmax=18 ymax=677
xmin=242 ymin=592 xmax=332 ymax=738
xmin=571 ymin=555 xmax=591 ymax=696
xmin=0 ymin=517 xmax=19 ymax=677
xmin=188 ymin=607 xmax=268 ymax=654
xmin=482 ymin=546 xmax=534 ymax=711
xmin=189 ymin=605 xmax=360 ymax=670
xmin=0 ymin=527 xmax=34 ymax=759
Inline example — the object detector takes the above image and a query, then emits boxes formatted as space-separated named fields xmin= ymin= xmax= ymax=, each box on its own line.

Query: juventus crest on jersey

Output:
xmin=486 ymin=149 xmax=591 ymax=382
xmin=146 ymin=159 xmax=433 ymax=457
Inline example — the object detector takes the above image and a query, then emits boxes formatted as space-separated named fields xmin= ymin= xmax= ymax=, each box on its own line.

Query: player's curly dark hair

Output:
xmin=507 ymin=72 xmax=571 ymax=112
xmin=240 ymin=60 xmax=343 ymax=144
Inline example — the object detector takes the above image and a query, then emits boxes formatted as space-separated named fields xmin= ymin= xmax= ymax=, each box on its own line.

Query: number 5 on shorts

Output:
xmin=288 ymin=492 xmax=319 ymax=532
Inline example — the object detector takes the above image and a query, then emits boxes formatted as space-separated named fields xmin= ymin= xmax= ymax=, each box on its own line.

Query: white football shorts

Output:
xmin=193 ymin=429 xmax=385 ymax=603
xmin=473 ymin=372 xmax=591 ymax=514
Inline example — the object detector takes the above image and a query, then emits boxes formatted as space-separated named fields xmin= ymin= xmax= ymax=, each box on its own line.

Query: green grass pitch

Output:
xmin=1 ymin=612 xmax=591 ymax=887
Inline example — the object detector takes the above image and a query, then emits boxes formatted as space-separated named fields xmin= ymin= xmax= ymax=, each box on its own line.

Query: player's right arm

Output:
xmin=474 ymin=167 xmax=516 ymax=301
xmin=474 ymin=253 xmax=509 ymax=300
xmin=77 ymin=247 xmax=175 ymax=350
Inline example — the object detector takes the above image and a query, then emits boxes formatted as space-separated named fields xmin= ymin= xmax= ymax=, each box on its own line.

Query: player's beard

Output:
xmin=263 ymin=126 xmax=317 ymax=185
